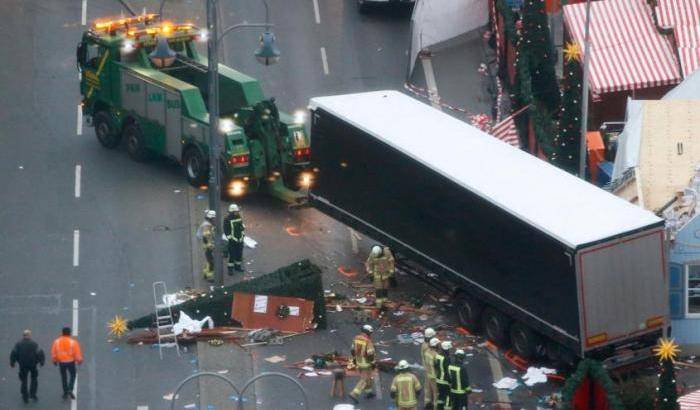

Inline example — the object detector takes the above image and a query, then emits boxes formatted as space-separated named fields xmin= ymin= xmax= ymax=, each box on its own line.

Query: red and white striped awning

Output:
xmin=657 ymin=0 xmax=700 ymax=77
xmin=563 ymin=0 xmax=682 ymax=97
xmin=679 ymin=388 xmax=700 ymax=410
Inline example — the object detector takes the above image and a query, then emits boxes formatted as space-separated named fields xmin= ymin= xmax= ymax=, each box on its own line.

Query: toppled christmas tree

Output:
xmin=128 ymin=259 xmax=327 ymax=330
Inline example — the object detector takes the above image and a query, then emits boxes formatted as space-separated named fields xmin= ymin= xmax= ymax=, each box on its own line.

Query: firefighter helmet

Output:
xmin=441 ymin=341 xmax=453 ymax=351
xmin=371 ymin=246 xmax=382 ymax=257
xmin=362 ymin=324 xmax=373 ymax=334
xmin=424 ymin=328 xmax=436 ymax=338
xmin=396 ymin=360 xmax=410 ymax=371
xmin=429 ymin=337 xmax=441 ymax=347
xmin=229 ymin=203 xmax=240 ymax=213
xmin=205 ymin=210 xmax=216 ymax=219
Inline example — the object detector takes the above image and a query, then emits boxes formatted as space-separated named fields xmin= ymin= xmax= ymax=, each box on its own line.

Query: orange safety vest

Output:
xmin=51 ymin=336 xmax=83 ymax=363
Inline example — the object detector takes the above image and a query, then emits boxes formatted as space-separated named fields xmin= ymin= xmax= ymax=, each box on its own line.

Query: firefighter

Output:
xmin=365 ymin=245 xmax=396 ymax=308
xmin=448 ymin=350 xmax=471 ymax=410
xmin=390 ymin=359 xmax=422 ymax=410
xmin=223 ymin=203 xmax=245 ymax=274
xmin=422 ymin=335 xmax=441 ymax=409
xmin=434 ymin=340 xmax=452 ymax=410
xmin=349 ymin=324 xmax=376 ymax=404
xmin=196 ymin=210 xmax=216 ymax=282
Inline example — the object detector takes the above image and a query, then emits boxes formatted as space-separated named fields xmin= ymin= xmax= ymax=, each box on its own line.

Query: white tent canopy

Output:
xmin=409 ymin=0 xmax=488 ymax=74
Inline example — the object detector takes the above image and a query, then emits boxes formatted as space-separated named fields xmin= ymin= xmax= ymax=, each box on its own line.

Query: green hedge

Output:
xmin=128 ymin=259 xmax=327 ymax=330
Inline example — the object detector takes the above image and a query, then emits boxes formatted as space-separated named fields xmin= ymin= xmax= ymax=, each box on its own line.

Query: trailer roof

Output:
xmin=309 ymin=91 xmax=663 ymax=248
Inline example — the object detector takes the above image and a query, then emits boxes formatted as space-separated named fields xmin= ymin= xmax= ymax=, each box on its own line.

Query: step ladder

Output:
xmin=153 ymin=281 xmax=181 ymax=360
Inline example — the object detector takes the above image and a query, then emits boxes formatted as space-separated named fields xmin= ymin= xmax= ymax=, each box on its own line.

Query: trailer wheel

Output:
xmin=456 ymin=294 xmax=483 ymax=331
xmin=94 ymin=111 xmax=120 ymax=149
xmin=483 ymin=308 xmax=510 ymax=347
xmin=183 ymin=147 xmax=209 ymax=187
xmin=124 ymin=122 xmax=149 ymax=161
xmin=509 ymin=323 xmax=541 ymax=360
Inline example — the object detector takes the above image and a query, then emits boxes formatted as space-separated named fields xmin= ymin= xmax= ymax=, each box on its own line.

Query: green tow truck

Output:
xmin=76 ymin=15 xmax=311 ymax=201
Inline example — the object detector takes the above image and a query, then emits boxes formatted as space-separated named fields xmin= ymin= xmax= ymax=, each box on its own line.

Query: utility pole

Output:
xmin=579 ymin=0 xmax=592 ymax=179
xmin=206 ymin=0 xmax=224 ymax=285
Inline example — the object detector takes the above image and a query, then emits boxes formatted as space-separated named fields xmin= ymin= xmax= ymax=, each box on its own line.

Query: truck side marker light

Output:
xmin=586 ymin=333 xmax=608 ymax=347
xmin=646 ymin=316 xmax=664 ymax=329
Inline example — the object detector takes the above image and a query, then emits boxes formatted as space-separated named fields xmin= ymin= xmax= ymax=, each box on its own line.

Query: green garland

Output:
xmin=561 ymin=359 xmax=625 ymax=410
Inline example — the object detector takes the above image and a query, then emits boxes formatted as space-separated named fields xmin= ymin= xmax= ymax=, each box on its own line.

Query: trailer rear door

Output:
xmin=577 ymin=229 xmax=667 ymax=351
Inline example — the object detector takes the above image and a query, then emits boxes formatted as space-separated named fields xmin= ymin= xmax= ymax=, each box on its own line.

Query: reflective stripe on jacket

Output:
xmin=434 ymin=352 xmax=450 ymax=385
xmin=351 ymin=334 xmax=375 ymax=369
xmin=391 ymin=372 xmax=422 ymax=407
xmin=51 ymin=336 xmax=83 ymax=363
xmin=448 ymin=363 xmax=471 ymax=394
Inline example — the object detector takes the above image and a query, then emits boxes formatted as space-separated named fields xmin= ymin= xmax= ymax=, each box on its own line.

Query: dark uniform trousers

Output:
xmin=228 ymin=239 xmax=243 ymax=269
xmin=59 ymin=362 xmax=77 ymax=394
xmin=450 ymin=393 xmax=469 ymax=410
xmin=18 ymin=366 xmax=38 ymax=400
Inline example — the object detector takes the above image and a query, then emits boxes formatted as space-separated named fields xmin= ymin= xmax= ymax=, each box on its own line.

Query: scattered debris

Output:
xmin=265 ymin=355 xmax=287 ymax=364
xmin=522 ymin=367 xmax=556 ymax=387
xmin=173 ymin=311 xmax=214 ymax=336
xmin=244 ymin=236 xmax=257 ymax=248
xmin=493 ymin=377 xmax=519 ymax=390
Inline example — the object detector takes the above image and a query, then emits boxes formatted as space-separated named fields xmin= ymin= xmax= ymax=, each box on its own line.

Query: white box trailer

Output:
xmin=308 ymin=90 xmax=668 ymax=367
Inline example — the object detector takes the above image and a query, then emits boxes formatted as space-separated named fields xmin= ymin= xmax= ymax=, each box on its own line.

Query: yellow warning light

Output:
xmin=161 ymin=22 xmax=173 ymax=34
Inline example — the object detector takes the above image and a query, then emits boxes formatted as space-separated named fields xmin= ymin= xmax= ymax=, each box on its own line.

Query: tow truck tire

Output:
xmin=183 ymin=147 xmax=209 ymax=187
xmin=94 ymin=111 xmax=120 ymax=149
xmin=509 ymin=322 xmax=541 ymax=360
xmin=483 ymin=308 xmax=510 ymax=347
xmin=456 ymin=294 xmax=483 ymax=331
xmin=124 ymin=122 xmax=150 ymax=162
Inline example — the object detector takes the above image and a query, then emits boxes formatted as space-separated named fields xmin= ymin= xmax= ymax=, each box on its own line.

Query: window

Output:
xmin=686 ymin=265 xmax=700 ymax=317
xmin=86 ymin=44 xmax=101 ymax=68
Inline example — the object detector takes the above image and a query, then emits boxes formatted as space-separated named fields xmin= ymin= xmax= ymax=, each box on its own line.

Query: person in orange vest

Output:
xmin=51 ymin=327 xmax=83 ymax=400
xmin=349 ymin=324 xmax=377 ymax=404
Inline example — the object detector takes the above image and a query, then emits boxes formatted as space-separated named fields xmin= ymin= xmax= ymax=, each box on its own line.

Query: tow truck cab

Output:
xmin=77 ymin=15 xmax=311 ymax=200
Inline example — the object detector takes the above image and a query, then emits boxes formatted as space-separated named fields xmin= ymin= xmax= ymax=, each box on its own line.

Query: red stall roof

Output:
xmin=657 ymin=0 xmax=700 ymax=77
xmin=563 ymin=0 xmax=682 ymax=97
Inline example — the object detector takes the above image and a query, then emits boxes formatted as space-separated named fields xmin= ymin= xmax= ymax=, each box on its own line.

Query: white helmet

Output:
xmin=362 ymin=324 xmax=373 ymax=334
xmin=429 ymin=337 xmax=441 ymax=347
xmin=228 ymin=203 xmax=240 ymax=212
xmin=441 ymin=341 xmax=453 ymax=351
xmin=396 ymin=360 xmax=409 ymax=370
xmin=424 ymin=328 xmax=436 ymax=339
xmin=371 ymin=246 xmax=382 ymax=257
xmin=205 ymin=210 xmax=216 ymax=219
xmin=455 ymin=349 xmax=465 ymax=357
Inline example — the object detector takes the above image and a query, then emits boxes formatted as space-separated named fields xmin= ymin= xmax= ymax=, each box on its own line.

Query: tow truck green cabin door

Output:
xmin=145 ymin=84 xmax=166 ymax=153
xmin=165 ymin=91 xmax=182 ymax=159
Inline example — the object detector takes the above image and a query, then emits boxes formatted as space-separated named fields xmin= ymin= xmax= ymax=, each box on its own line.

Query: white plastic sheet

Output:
xmin=409 ymin=0 xmax=488 ymax=74
xmin=492 ymin=377 xmax=519 ymax=390
xmin=172 ymin=311 xmax=214 ymax=336
xmin=521 ymin=367 xmax=556 ymax=386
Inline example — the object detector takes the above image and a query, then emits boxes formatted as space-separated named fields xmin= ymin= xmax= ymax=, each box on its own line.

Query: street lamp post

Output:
xmin=578 ymin=0 xmax=592 ymax=179
xmin=206 ymin=0 xmax=279 ymax=285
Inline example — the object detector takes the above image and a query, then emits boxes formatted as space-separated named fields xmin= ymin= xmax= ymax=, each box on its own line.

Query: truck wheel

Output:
xmin=94 ymin=111 xmax=121 ymax=149
xmin=124 ymin=122 xmax=150 ymax=161
xmin=456 ymin=294 xmax=483 ymax=331
xmin=509 ymin=322 xmax=541 ymax=360
xmin=483 ymin=308 xmax=510 ymax=347
xmin=183 ymin=148 xmax=209 ymax=187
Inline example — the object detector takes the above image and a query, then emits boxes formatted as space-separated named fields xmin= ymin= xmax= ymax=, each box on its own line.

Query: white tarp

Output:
xmin=612 ymin=71 xmax=700 ymax=180
xmin=409 ymin=0 xmax=489 ymax=74
xmin=173 ymin=311 xmax=214 ymax=336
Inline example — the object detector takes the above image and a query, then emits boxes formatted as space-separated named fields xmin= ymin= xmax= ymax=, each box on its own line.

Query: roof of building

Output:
xmin=309 ymin=90 xmax=662 ymax=248
xmin=657 ymin=0 xmax=700 ymax=78
xmin=563 ymin=0 xmax=681 ymax=97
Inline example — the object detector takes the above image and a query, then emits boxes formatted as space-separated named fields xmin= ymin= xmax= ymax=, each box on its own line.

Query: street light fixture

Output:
xmin=206 ymin=0 xmax=279 ymax=285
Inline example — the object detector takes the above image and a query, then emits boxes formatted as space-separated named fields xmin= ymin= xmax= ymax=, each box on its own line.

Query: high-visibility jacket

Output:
xmin=365 ymin=247 xmax=395 ymax=281
xmin=391 ymin=371 xmax=422 ymax=407
xmin=434 ymin=352 xmax=451 ymax=385
xmin=51 ymin=336 xmax=83 ymax=364
xmin=421 ymin=343 xmax=437 ymax=379
xmin=223 ymin=212 xmax=245 ymax=242
xmin=351 ymin=333 xmax=375 ymax=370
xmin=448 ymin=362 xmax=471 ymax=394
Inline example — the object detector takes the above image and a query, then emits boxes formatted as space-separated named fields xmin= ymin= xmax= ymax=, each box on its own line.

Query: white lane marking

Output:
xmin=486 ymin=352 xmax=511 ymax=408
xmin=77 ymin=105 xmax=83 ymax=135
xmin=320 ymin=47 xmax=329 ymax=75
xmin=72 ymin=299 xmax=79 ymax=410
xmin=73 ymin=230 xmax=80 ymax=267
xmin=420 ymin=56 xmax=442 ymax=110
xmin=137 ymin=406 xmax=148 ymax=410
xmin=313 ymin=0 xmax=321 ymax=24
xmin=81 ymin=0 xmax=87 ymax=25
xmin=75 ymin=165 xmax=82 ymax=198
xmin=373 ymin=370 xmax=382 ymax=399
